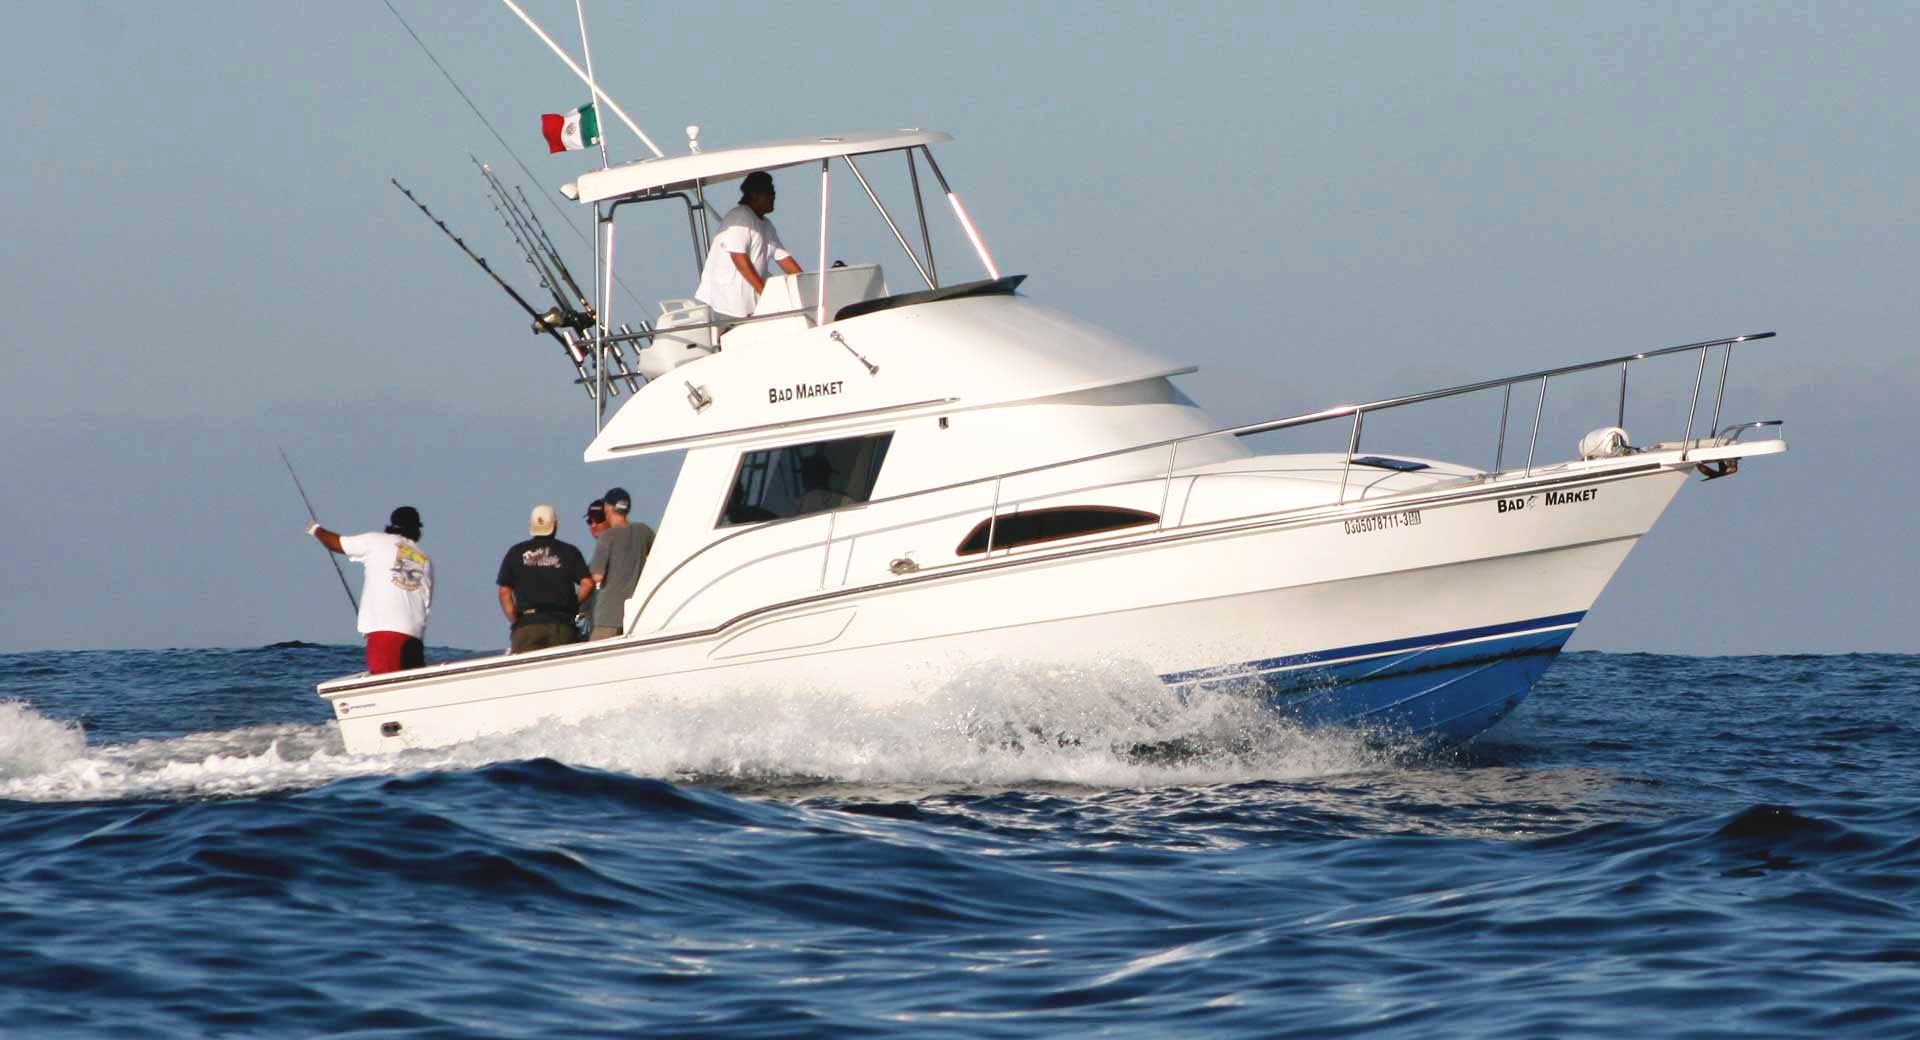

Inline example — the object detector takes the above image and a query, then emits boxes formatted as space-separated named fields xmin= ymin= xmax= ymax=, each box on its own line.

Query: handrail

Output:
xmin=629 ymin=331 xmax=1777 ymax=628
xmin=1220 ymin=332 xmax=1773 ymax=441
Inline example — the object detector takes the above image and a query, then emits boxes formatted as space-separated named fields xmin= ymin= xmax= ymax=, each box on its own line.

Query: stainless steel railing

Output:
xmin=1216 ymin=331 xmax=1775 ymax=500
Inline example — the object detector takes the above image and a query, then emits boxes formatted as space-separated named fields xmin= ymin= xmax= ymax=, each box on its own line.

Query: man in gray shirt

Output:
xmin=588 ymin=486 xmax=655 ymax=640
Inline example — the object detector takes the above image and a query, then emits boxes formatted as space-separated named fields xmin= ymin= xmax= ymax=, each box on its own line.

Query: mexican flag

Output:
xmin=541 ymin=103 xmax=600 ymax=154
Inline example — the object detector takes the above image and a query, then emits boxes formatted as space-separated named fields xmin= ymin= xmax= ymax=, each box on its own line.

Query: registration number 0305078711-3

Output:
xmin=1343 ymin=510 xmax=1422 ymax=535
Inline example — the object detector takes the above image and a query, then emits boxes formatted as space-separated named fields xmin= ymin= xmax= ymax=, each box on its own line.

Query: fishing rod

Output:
xmin=474 ymin=158 xmax=565 ymax=303
xmin=278 ymin=445 xmax=359 ymax=615
xmin=473 ymin=166 xmax=640 ymax=395
xmin=471 ymin=156 xmax=590 ymax=333
xmin=390 ymin=177 xmax=610 ymax=399
xmin=518 ymin=184 xmax=592 ymax=307
xmin=491 ymin=162 xmax=598 ymax=329
xmin=377 ymin=0 xmax=649 ymax=314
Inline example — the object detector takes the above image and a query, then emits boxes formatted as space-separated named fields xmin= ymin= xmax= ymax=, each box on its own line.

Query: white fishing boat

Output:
xmin=321 ymin=126 xmax=1785 ymax=755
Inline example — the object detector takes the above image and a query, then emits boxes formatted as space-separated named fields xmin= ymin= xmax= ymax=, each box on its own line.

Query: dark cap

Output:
xmin=602 ymin=487 xmax=631 ymax=513
xmin=741 ymin=170 xmax=773 ymax=195
xmin=387 ymin=505 xmax=422 ymax=535
xmin=585 ymin=499 xmax=606 ymax=522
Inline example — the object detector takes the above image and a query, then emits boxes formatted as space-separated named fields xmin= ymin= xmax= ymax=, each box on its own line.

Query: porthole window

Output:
xmin=956 ymin=506 xmax=1158 ymax=556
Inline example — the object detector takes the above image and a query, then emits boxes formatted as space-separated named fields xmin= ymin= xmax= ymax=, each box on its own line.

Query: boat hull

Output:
xmin=1168 ymin=610 xmax=1581 ymax=742
xmin=323 ymin=463 xmax=1689 ymax=755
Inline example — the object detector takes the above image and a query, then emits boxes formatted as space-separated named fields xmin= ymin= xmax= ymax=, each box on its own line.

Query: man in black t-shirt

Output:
xmin=497 ymin=504 xmax=594 ymax=654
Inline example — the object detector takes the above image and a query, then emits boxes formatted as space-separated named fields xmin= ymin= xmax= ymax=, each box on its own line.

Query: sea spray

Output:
xmin=0 ymin=700 xmax=88 ymax=781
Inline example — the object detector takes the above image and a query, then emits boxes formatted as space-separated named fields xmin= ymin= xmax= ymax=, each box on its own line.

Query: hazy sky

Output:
xmin=2 ymin=2 xmax=1913 ymax=654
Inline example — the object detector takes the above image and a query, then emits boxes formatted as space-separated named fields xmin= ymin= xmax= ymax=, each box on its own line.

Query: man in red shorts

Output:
xmin=307 ymin=506 xmax=433 ymax=674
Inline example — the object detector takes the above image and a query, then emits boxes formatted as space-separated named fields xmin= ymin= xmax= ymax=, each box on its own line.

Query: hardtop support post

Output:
xmin=920 ymin=146 xmax=998 ymax=280
xmin=846 ymin=154 xmax=935 ymax=291
xmin=907 ymin=149 xmax=938 ymax=288
xmin=816 ymin=159 xmax=831 ymax=327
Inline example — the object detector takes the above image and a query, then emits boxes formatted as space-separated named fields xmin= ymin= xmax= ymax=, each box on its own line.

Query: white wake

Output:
xmin=0 ymin=661 xmax=1393 ymax=803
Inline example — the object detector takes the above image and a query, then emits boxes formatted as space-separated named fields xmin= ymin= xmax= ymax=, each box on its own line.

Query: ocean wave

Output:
xmin=0 ymin=700 xmax=88 ymax=781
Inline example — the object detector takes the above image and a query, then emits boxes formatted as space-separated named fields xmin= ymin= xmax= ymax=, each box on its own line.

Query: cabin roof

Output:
xmin=568 ymin=129 xmax=953 ymax=204
xmin=583 ymin=294 xmax=1195 ymax=460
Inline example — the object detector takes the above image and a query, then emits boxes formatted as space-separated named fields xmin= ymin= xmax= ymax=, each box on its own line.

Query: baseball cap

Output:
xmin=602 ymin=487 xmax=632 ymax=513
xmin=585 ymin=499 xmax=606 ymax=522
xmin=529 ymin=503 xmax=557 ymax=536
xmin=388 ymin=506 xmax=422 ymax=535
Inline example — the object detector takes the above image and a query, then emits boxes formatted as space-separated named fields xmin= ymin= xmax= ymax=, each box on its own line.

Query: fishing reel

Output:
xmin=533 ymin=305 xmax=597 ymax=334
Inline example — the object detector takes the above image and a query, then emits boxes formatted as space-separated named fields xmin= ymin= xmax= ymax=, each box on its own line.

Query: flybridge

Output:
xmin=562 ymin=124 xmax=1009 ymax=429
xmin=393 ymin=124 xmax=1003 ymax=429
xmin=395 ymin=8 xmax=1005 ymax=431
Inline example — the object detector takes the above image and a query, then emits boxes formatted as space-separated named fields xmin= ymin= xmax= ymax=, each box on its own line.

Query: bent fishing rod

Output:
xmin=277 ymin=445 xmax=359 ymax=615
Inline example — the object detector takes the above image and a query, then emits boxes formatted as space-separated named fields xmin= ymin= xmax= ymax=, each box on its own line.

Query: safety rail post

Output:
xmin=1339 ymin=410 xmax=1364 ymax=503
xmin=1708 ymin=342 xmax=1735 ymax=438
xmin=1158 ymin=442 xmax=1179 ymax=531
xmin=1524 ymin=376 xmax=1549 ymax=477
xmin=818 ymin=509 xmax=837 ymax=590
xmin=1681 ymin=344 xmax=1710 ymax=461
xmin=1617 ymin=361 xmax=1629 ymax=429
xmin=986 ymin=477 xmax=1002 ymax=556
xmin=1494 ymin=384 xmax=1512 ymax=474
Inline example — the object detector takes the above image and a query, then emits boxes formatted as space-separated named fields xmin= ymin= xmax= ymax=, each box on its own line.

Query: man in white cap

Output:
xmin=496 ymin=503 xmax=593 ymax=654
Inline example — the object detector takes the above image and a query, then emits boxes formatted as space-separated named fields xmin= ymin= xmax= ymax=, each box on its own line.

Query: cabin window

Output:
xmin=720 ymin=432 xmax=894 ymax=526
xmin=1350 ymin=455 xmax=1430 ymax=472
xmin=956 ymin=506 xmax=1158 ymax=556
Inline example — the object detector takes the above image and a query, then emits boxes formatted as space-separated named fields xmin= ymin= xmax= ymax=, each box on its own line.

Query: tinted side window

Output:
xmin=956 ymin=507 xmax=1158 ymax=555
xmin=721 ymin=432 xmax=894 ymax=527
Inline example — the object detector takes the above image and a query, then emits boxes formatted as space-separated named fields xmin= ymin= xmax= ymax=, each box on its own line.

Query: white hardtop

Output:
xmin=584 ymin=293 xmax=1196 ymax=460
xmin=570 ymin=129 xmax=953 ymax=204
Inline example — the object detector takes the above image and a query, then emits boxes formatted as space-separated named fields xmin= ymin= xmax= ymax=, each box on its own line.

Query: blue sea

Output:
xmin=2 ymin=647 xmax=1916 ymax=1038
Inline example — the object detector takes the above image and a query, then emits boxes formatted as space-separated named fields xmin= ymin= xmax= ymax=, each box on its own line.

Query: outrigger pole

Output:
xmin=497 ymin=0 xmax=663 ymax=159
xmin=277 ymin=446 xmax=359 ymax=616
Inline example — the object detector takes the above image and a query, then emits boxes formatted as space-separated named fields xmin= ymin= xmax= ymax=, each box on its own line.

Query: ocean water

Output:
xmin=2 ymin=647 xmax=1916 ymax=1038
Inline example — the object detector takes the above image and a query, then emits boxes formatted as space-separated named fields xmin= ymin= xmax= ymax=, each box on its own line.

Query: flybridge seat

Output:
xmin=753 ymin=264 xmax=888 ymax=319
xmin=636 ymin=299 xmax=717 ymax=380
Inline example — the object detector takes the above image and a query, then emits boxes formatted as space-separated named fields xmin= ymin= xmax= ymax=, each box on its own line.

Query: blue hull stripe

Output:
xmin=1158 ymin=617 xmax=1586 ymax=742
xmin=1159 ymin=611 xmax=1587 ymax=687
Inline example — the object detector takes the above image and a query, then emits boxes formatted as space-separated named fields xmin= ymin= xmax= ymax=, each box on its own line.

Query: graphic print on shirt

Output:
xmin=520 ymin=546 xmax=565 ymax=569
xmin=391 ymin=544 xmax=429 ymax=591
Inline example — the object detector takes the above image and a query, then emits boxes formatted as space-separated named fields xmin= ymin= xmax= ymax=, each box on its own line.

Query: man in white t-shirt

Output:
xmin=694 ymin=170 xmax=802 ymax=319
xmin=307 ymin=506 xmax=433 ymax=674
